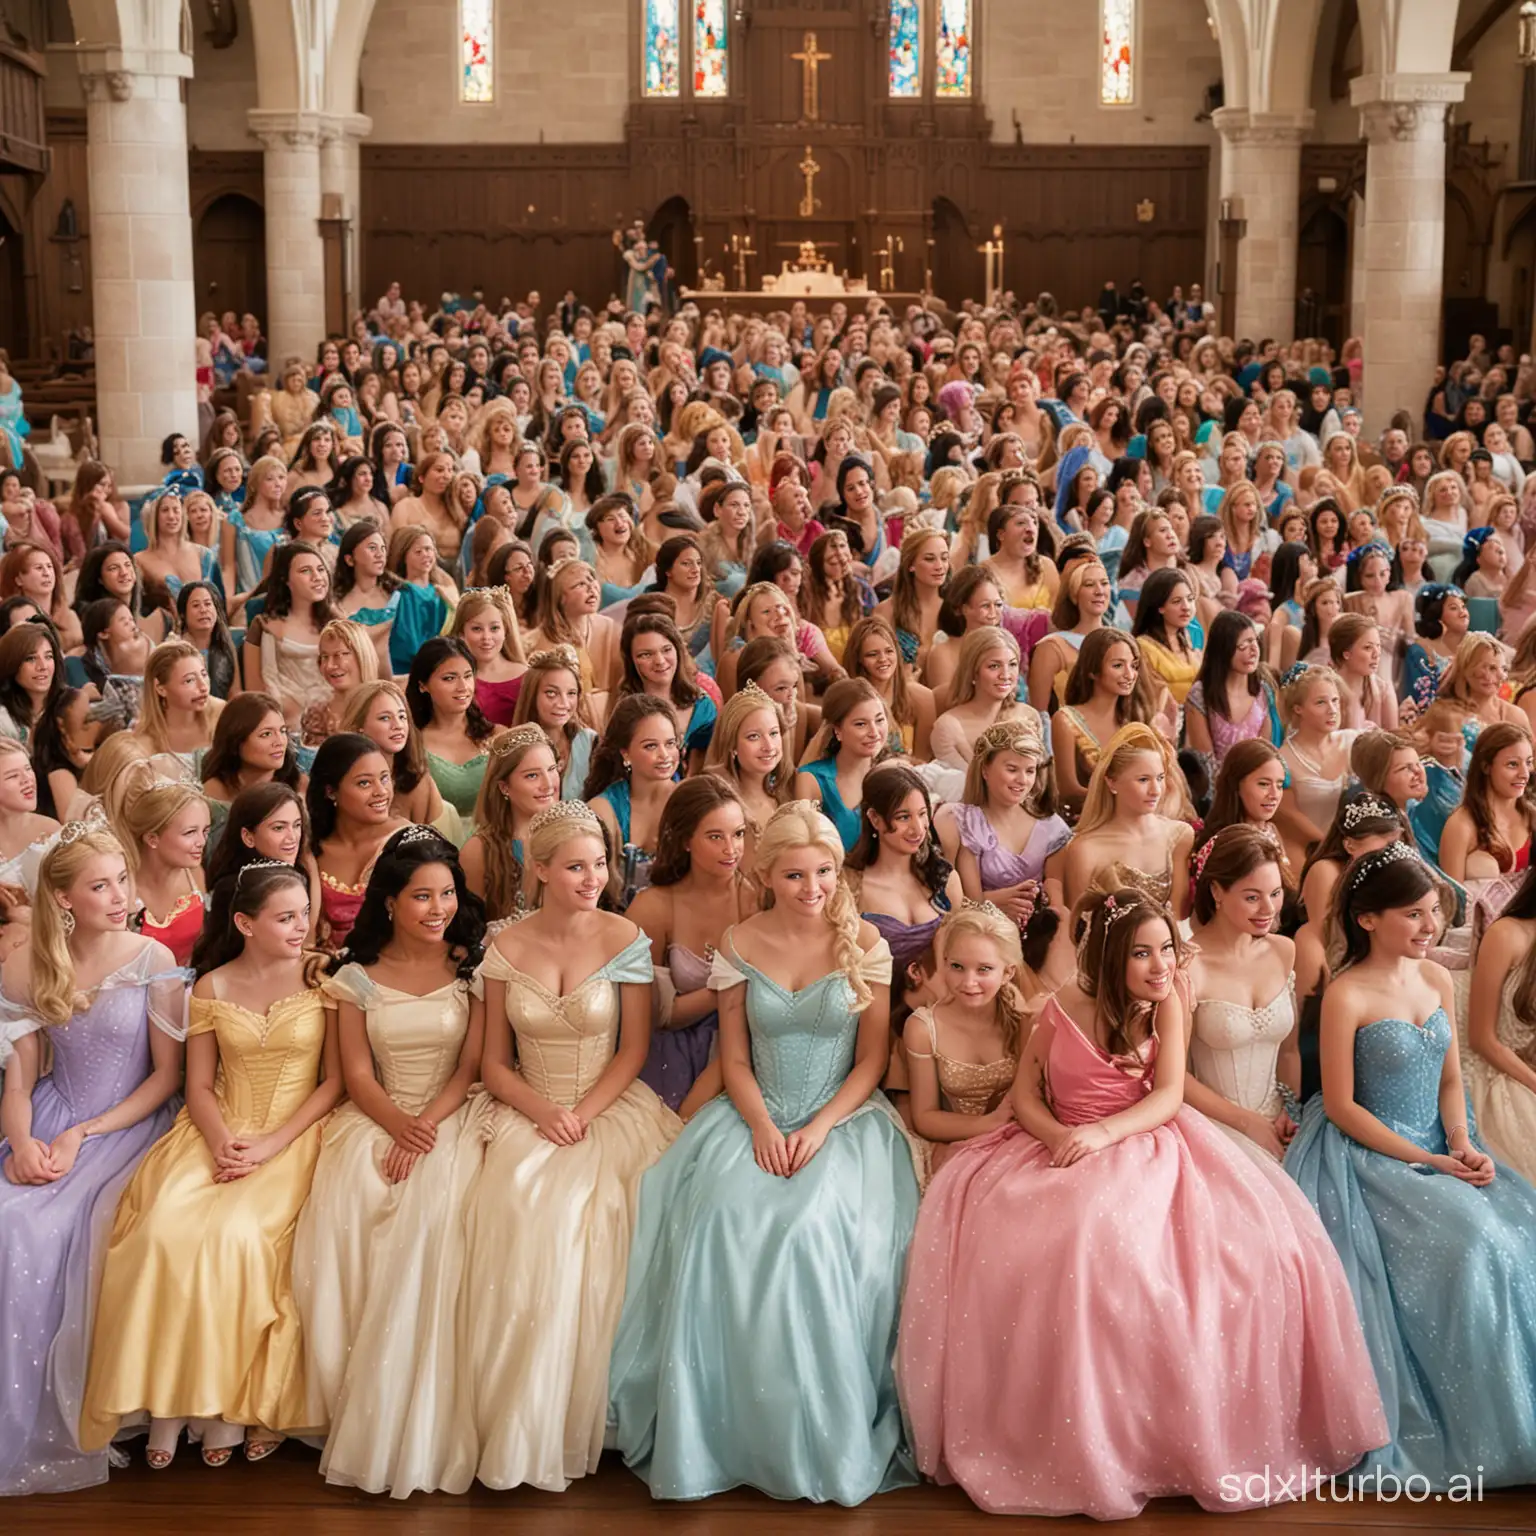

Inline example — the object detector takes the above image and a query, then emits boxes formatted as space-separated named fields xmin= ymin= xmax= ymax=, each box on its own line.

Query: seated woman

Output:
xmin=1285 ymin=844 xmax=1536 ymax=1490
xmin=584 ymin=694 xmax=681 ymax=910
xmin=872 ymin=528 xmax=950 ymax=679
xmin=1185 ymin=610 xmax=1283 ymax=780
xmin=243 ymin=541 xmax=338 ymax=732
xmin=135 ymin=491 xmax=219 ymax=603
xmin=794 ymin=678 xmax=890 ymax=853
xmin=617 ymin=609 xmax=717 ymax=776
xmin=587 ymin=492 xmax=655 ymax=610
xmin=1059 ymin=721 xmax=1194 ymax=916
xmin=405 ymin=637 xmax=494 ymax=837
xmin=843 ymin=616 xmax=934 ymax=758
xmin=522 ymin=557 xmax=619 ymax=726
xmin=1295 ymin=792 xmax=1405 ymax=952
xmin=384 ymin=525 xmax=457 ymax=678
xmin=1438 ymin=721 xmax=1535 ymax=884
xmin=1053 ymin=628 xmax=1164 ymax=813
xmin=1026 ymin=558 xmax=1114 ymax=713
xmin=75 ymin=541 xmax=173 ymax=647
xmin=897 ymin=886 xmax=1385 ymax=1518
xmin=1131 ymin=566 xmax=1203 ymax=710
xmin=928 ymin=626 xmax=1030 ymax=783
xmin=340 ymin=680 xmax=446 ymax=828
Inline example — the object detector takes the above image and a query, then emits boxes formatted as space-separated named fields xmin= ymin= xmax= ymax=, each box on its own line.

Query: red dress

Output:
xmin=137 ymin=885 xmax=205 ymax=967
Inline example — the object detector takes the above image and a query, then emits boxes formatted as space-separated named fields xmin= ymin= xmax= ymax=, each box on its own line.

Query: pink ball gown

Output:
xmin=896 ymin=995 xmax=1387 ymax=1519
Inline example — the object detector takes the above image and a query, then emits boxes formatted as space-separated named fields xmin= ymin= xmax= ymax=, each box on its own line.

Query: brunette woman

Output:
xmin=843 ymin=615 xmax=934 ymax=758
xmin=794 ymin=677 xmax=890 ymax=851
xmin=584 ymin=693 xmax=682 ymax=908
xmin=460 ymin=722 xmax=562 ymax=923
xmin=340 ymin=680 xmax=445 ymax=827
xmin=1186 ymin=610 xmax=1282 ymax=777
xmin=243 ymin=541 xmax=338 ymax=731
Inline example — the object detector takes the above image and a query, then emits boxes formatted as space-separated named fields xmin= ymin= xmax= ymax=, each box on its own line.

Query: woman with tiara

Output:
xmin=609 ymin=801 xmax=919 ymax=1504
xmin=81 ymin=860 xmax=337 ymax=1469
xmin=1285 ymin=842 xmax=1536 ymax=1489
xmin=458 ymin=800 xmax=679 ymax=1491
xmin=293 ymin=826 xmax=488 ymax=1496
xmin=0 ymin=826 xmax=186 ymax=1496
xmin=897 ymin=886 xmax=1386 ymax=1518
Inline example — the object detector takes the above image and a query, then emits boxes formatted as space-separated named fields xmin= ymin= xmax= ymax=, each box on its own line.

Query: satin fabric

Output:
xmin=1286 ymin=1008 xmax=1536 ymax=1489
xmin=608 ymin=936 xmax=920 ymax=1505
xmin=81 ymin=989 xmax=329 ymax=1446
xmin=459 ymin=932 xmax=679 ymax=1491
xmin=0 ymin=950 xmax=184 ymax=1496
xmin=897 ymin=996 xmax=1387 ymax=1519
xmin=1462 ymin=969 xmax=1536 ymax=1186
xmin=292 ymin=968 xmax=484 ymax=1497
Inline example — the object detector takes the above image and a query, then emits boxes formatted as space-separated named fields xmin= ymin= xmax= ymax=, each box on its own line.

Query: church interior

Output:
xmin=8 ymin=1 xmax=1536 ymax=1532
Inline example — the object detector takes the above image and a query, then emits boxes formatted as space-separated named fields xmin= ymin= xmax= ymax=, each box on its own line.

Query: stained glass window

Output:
xmin=644 ymin=0 xmax=680 ymax=97
xmin=694 ymin=0 xmax=728 ymax=96
xmin=935 ymin=0 xmax=971 ymax=97
xmin=888 ymin=0 xmax=920 ymax=97
xmin=1101 ymin=0 xmax=1134 ymax=106
xmin=460 ymin=0 xmax=493 ymax=104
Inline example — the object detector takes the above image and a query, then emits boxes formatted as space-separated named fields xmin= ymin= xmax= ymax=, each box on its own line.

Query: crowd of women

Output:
xmin=5 ymin=288 xmax=1536 ymax=1516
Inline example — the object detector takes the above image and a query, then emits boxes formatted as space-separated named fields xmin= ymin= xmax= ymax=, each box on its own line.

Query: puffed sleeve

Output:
xmin=596 ymin=931 xmax=655 ymax=986
xmin=858 ymin=935 xmax=893 ymax=987
xmin=0 ymin=983 xmax=41 ymax=1068
xmin=707 ymin=928 xmax=748 ymax=992
xmin=320 ymin=962 xmax=379 ymax=1012
xmin=477 ymin=943 xmax=516 ymax=987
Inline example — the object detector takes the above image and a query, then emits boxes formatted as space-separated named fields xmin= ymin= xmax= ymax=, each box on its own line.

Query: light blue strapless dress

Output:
xmin=608 ymin=933 xmax=919 ymax=1504
xmin=1284 ymin=1007 xmax=1536 ymax=1489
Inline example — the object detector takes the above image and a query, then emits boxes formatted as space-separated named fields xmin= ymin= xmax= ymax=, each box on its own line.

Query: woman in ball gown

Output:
xmin=293 ymin=826 xmax=488 ymax=1497
xmin=0 ymin=828 xmax=185 ymax=1496
xmin=81 ymin=862 xmax=339 ymax=1468
xmin=609 ymin=801 xmax=920 ymax=1505
xmin=458 ymin=800 xmax=679 ymax=1491
xmin=1285 ymin=843 xmax=1536 ymax=1489
xmin=897 ymin=887 xmax=1387 ymax=1519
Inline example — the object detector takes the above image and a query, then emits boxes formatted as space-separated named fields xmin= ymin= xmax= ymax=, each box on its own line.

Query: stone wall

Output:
xmin=359 ymin=0 xmax=632 ymax=144
xmin=983 ymin=0 xmax=1221 ymax=146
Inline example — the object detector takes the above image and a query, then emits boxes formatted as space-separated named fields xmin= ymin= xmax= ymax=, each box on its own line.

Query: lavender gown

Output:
xmin=0 ymin=944 xmax=186 ymax=1496
xmin=950 ymin=805 xmax=1071 ymax=892
xmin=641 ymin=944 xmax=717 ymax=1111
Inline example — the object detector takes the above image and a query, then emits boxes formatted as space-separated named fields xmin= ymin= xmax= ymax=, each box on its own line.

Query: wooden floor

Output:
xmin=9 ymin=1446 xmax=1536 ymax=1535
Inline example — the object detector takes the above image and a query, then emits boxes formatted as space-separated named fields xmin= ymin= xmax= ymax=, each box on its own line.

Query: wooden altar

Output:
xmin=678 ymin=287 xmax=931 ymax=316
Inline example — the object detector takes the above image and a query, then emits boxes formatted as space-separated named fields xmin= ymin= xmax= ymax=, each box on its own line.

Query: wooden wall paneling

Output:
xmin=18 ymin=109 xmax=90 ymax=358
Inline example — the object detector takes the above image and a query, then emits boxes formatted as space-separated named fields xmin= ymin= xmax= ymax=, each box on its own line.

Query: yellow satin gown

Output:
xmin=292 ymin=966 xmax=485 ymax=1497
xmin=459 ymin=931 xmax=680 ymax=1491
xmin=81 ymin=990 xmax=328 ymax=1448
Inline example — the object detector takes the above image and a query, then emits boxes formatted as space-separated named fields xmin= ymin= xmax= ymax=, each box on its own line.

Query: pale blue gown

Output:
xmin=1285 ymin=1006 xmax=1536 ymax=1489
xmin=608 ymin=932 xmax=919 ymax=1504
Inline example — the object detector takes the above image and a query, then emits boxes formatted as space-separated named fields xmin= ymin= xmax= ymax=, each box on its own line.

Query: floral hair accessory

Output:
xmin=1411 ymin=667 xmax=1442 ymax=713
xmin=1191 ymin=838 xmax=1217 ymax=883
xmin=1279 ymin=660 xmax=1310 ymax=689
xmin=1348 ymin=838 xmax=1420 ymax=890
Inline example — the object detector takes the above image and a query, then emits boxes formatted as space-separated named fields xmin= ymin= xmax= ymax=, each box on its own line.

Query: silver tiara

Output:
xmin=959 ymin=898 xmax=1009 ymax=922
xmin=58 ymin=806 xmax=110 ymax=846
xmin=490 ymin=723 xmax=550 ymax=758
xmin=234 ymin=856 xmax=291 ymax=888
xmin=1341 ymin=796 xmax=1397 ymax=832
xmin=1348 ymin=838 xmax=1419 ymax=889
xmin=396 ymin=824 xmax=445 ymax=848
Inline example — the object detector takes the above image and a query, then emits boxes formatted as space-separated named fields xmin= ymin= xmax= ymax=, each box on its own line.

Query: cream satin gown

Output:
xmin=291 ymin=966 xmax=485 ymax=1497
xmin=458 ymin=931 xmax=680 ymax=1491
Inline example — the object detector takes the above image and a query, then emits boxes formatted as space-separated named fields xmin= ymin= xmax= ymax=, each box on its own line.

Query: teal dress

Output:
xmin=800 ymin=756 xmax=860 ymax=851
xmin=1284 ymin=1007 xmax=1536 ymax=1488
xmin=608 ymin=933 xmax=919 ymax=1503
xmin=390 ymin=582 xmax=449 ymax=675
xmin=597 ymin=778 xmax=654 ymax=909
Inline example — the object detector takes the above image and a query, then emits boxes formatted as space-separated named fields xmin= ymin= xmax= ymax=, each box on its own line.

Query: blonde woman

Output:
xmin=133 ymin=639 xmax=222 ymax=769
xmin=929 ymin=625 xmax=1030 ymax=778
xmin=608 ymin=800 xmax=918 ymax=1505
xmin=113 ymin=780 xmax=209 ymax=966
xmin=522 ymin=557 xmax=619 ymax=725
xmin=449 ymin=586 xmax=527 ymax=727
xmin=509 ymin=643 xmax=600 ymax=798
xmin=703 ymin=681 xmax=795 ymax=856
xmin=1026 ymin=558 xmax=1114 ymax=711
xmin=136 ymin=492 xmax=217 ymax=601
xmin=1058 ymin=721 xmax=1194 ymax=914
xmin=222 ymin=455 xmax=288 ymax=612
xmin=714 ymin=580 xmax=838 ymax=699
xmin=391 ymin=451 xmax=466 ymax=565
xmin=460 ymin=722 xmax=562 ymax=923
xmin=0 ymin=826 xmax=185 ymax=1493
xmin=301 ymin=618 xmax=380 ymax=746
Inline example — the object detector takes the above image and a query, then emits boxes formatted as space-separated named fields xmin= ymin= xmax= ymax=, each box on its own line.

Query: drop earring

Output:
xmin=60 ymin=907 xmax=75 ymax=936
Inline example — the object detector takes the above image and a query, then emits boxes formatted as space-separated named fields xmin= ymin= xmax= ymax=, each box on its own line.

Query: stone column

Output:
xmin=1350 ymin=73 xmax=1469 ymax=435
xmin=79 ymin=60 xmax=198 ymax=488
xmin=1211 ymin=108 xmax=1312 ymax=345
xmin=248 ymin=109 xmax=327 ymax=369
xmin=319 ymin=113 xmax=371 ymax=317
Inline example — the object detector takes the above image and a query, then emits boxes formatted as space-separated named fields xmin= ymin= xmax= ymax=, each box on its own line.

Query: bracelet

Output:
xmin=1445 ymin=1123 xmax=1469 ymax=1142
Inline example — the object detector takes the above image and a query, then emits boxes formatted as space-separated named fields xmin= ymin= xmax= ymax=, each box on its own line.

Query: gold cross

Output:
xmin=798 ymin=146 xmax=821 ymax=218
xmin=791 ymin=31 xmax=832 ymax=121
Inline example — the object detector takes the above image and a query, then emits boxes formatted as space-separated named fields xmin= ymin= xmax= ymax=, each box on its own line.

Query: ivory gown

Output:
xmin=81 ymin=988 xmax=329 ymax=1448
xmin=1462 ymin=966 xmax=1536 ymax=1186
xmin=459 ymin=931 xmax=679 ymax=1491
xmin=292 ymin=967 xmax=485 ymax=1497
xmin=1188 ymin=981 xmax=1297 ymax=1161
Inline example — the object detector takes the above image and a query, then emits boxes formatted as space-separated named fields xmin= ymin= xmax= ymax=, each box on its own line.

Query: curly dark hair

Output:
xmin=332 ymin=825 xmax=486 ymax=980
xmin=845 ymin=763 xmax=953 ymax=899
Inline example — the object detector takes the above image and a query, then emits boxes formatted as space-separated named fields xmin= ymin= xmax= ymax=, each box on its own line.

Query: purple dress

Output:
xmin=0 ymin=944 xmax=186 ymax=1496
xmin=640 ymin=944 xmax=718 ymax=1111
xmin=950 ymin=804 xmax=1072 ymax=893
xmin=863 ymin=910 xmax=946 ymax=971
